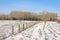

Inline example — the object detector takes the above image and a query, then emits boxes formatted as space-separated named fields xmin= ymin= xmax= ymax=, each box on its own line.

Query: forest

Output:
xmin=0 ymin=11 xmax=57 ymax=21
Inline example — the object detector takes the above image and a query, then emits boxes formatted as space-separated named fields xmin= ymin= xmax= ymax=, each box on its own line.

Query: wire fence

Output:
xmin=0 ymin=21 xmax=39 ymax=40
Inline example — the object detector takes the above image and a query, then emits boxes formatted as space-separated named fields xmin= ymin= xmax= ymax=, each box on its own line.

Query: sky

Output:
xmin=0 ymin=0 xmax=60 ymax=16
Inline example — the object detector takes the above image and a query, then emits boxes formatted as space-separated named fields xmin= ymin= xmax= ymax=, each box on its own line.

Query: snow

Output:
xmin=4 ymin=21 xmax=60 ymax=40
xmin=0 ymin=20 xmax=38 ymax=40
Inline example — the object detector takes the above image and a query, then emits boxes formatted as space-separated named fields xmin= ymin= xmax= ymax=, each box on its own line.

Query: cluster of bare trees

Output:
xmin=0 ymin=11 xmax=57 ymax=21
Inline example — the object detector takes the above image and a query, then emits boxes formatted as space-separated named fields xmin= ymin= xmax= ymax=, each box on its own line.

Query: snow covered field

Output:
xmin=0 ymin=20 xmax=39 ymax=40
xmin=0 ymin=21 xmax=60 ymax=40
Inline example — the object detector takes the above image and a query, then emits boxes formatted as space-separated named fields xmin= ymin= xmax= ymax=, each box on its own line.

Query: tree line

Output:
xmin=0 ymin=11 xmax=57 ymax=21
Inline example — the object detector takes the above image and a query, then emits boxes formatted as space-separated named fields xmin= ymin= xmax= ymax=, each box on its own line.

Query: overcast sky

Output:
xmin=0 ymin=0 xmax=60 ymax=15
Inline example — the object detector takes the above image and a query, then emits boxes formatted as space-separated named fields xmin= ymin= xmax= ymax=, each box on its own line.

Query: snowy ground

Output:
xmin=4 ymin=21 xmax=60 ymax=40
xmin=0 ymin=20 xmax=39 ymax=40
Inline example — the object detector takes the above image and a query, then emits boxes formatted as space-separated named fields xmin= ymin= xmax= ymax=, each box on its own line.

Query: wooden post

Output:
xmin=23 ymin=24 xmax=24 ymax=30
xmin=26 ymin=23 xmax=27 ymax=29
xmin=11 ymin=25 xmax=14 ymax=40
xmin=12 ymin=25 xmax=14 ymax=35
xmin=43 ymin=21 xmax=46 ymax=30
xmin=18 ymin=24 xmax=20 ymax=33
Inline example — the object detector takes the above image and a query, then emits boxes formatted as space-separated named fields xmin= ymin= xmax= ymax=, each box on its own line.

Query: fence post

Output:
xmin=11 ymin=25 xmax=14 ymax=40
xmin=23 ymin=24 xmax=24 ymax=30
xmin=18 ymin=24 xmax=20 ymax=33
xmin=26 ymin=23 xmax=27 ymax=29
xmin=12 ymin=25 xmax=14 ymax=35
